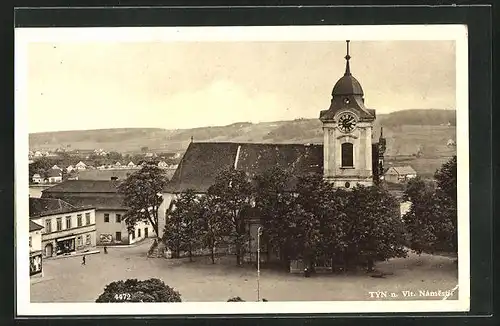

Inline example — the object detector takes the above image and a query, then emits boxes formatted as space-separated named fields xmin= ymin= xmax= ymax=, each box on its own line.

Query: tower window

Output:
xmin=341 ymin=142 xmax=354 ymax=167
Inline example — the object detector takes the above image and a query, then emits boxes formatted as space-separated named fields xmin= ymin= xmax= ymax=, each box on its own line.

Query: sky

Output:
xmin=26 ymin=40 xmax=456 ymax=133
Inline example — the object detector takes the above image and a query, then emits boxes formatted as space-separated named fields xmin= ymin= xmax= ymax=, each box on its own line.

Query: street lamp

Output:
xmin=257 ymin=226 xmax=263 ymax=302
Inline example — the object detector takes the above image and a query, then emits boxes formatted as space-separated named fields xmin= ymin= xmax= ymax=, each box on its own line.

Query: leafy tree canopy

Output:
xmin=95 ymin=278 xmax=182 ymax=302
xmin=118 ymin=164 xmax=168 ymax=236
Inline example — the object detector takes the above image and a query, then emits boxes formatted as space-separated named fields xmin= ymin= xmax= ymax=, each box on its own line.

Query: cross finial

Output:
xmin=190 ymin=136 xmax=194 ymax=143
xmin=344 ymin=40 xmax=351 ymax=75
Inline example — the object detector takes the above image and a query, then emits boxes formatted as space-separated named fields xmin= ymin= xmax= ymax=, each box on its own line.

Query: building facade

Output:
xmin=29 ymin=220 xmax=43 ymax=277
xmin=29 ymin=198 xmax=97 ymax=257
xmin=41 ymin=180 xmax=156 ymax=245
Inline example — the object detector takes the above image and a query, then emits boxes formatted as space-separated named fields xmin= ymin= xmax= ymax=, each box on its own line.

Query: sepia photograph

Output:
xmin=15 ymin=24 xmax=469 ymax=315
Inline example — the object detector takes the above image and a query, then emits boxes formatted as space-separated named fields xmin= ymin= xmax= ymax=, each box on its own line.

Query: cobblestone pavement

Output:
xmin=31 ymin=240 xmax=459 ymax=302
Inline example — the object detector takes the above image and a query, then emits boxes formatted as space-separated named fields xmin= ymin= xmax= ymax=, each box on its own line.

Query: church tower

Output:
xmin=320 ymin=41 xmax=377 ymax=188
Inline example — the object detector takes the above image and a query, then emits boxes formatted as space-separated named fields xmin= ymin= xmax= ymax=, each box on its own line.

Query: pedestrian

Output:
xmin=82 ymin=255 xmax=86 ymax=265
xmin=104 ymin=246 xmax=108 ymax=254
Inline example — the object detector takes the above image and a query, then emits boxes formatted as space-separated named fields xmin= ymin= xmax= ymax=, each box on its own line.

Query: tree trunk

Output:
xmin=210 ymin=246 xmax=215 ymax=264
xmin=188 ymin=243 xmax=193 ymax=262
xmin=236 ymin=242 xmax=241 ymax=265
xmin=367 ymin=257 xmax=374 ymax=272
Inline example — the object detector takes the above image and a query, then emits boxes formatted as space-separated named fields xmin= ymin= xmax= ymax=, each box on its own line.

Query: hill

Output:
xmin=29 ymin=109 xmax=456 ymax=177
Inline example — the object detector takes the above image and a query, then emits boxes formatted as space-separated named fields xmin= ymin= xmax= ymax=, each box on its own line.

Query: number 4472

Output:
xmin=114 ymin=293 xmax=131 ymax=301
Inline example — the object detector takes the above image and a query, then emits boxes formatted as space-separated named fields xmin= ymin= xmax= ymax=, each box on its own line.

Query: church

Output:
xmin=158 ymin=41 xmax=387 ymax=262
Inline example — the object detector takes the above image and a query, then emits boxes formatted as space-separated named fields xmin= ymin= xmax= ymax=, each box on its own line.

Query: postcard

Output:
xmin=15 ymin=24 xmax=469 ymax=315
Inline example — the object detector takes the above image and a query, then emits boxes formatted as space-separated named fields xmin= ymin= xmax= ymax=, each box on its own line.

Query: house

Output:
xmin=29 ymin=197 xmax=97 ymax=257
xmin=159 ymin=41 xmax=388 ymax=265
xmin=29 ymin=220 xmax=44 ymax=277
xmin=75 ymin=161 xmax=87 ymax=171
xmin=34 ymin=151 xmax=43 ymax=157
xmin=447 ymin=139 xmax=456 ymax=147
xmin=32 ymin=173 xmax=44 ymax=184
xmin=115 ymin=162 xmax=122 ymax=168
xmin=384 ymin=166 xmax=417 ymax=183
xmin=51 ymin=165 xmax=62 ymax=171
xmin=158 ymin=161 xmax=168 ymax=169
xmin=127 ymin=161 xmax=136 ymax=168
xmin=47 ymin=169 xmax=63 ymax=183
xmin=41 ymin=180 xmax=154 ymax=245
xmin=66 ymin=165 xmax=75 ymax=173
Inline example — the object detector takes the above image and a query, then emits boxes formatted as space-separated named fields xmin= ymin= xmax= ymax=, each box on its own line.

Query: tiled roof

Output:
xmin=165 ymin=142 xmax=323 ymax=193
xmin=29 ymin=197 xmax=93 ymax=217
xmin=29 ymin=220 xmax=44 ymax=232
xmin=42 ymin=180 xmax=121 ymax=194
xmin=47 ymin=195 xmax=127 ymax=211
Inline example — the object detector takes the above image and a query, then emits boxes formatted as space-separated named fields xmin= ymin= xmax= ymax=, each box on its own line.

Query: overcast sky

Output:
xmin=27 ymin=40 xmax=455 ymax=133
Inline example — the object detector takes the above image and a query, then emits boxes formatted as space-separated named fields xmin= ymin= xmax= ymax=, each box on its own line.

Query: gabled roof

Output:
xmin=42 ymin=180 xmax=121 ymax=194
xmin=165 ymin=142 xmax=323 ymax=193
xmin=29 ymin=220 xmax=44 ymax=232
xmin=48 ymin=195 xmax=127 ymax=211
xmin=385 ymin=166 xmax=417 ymax=176
xmin=29 ymin=197 xmax=92 ymax=217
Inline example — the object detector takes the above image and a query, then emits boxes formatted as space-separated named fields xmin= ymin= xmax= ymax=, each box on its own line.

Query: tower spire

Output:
xmin=344 ymin=40 xmax=351 ymax=76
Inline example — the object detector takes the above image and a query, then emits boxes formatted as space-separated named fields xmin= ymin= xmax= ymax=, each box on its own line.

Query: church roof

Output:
xmin=332 ymin=74 xmax=364 ymax=96
xmin=165 ymin=142 xmax=323 ymax=193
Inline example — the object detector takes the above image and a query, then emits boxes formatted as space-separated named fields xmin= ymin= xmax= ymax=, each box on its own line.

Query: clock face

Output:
xmin=337 ymin=112 xmax=357 ymax=133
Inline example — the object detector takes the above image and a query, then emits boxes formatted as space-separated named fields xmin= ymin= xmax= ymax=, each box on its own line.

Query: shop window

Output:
xmin=85 ymin=212 xmax=91 ymax=225
xmin=45 ymin=219 xmax=52 ymax=233
xmin=56 ymin=218 xmax=62 ymax=231
xmin=77 ymin=214 xmax=82 ymax=227
xmin=85 ymin=234 xmax=91 ymax=245
xmin=115 ymin=232 xmax=122 ymax=242
xmin=104 ymin=214 xmax=110 ymax=223
xmin=116 ymin=214 xmax=121 ymax=223
xmin=138 ymin=228 xmax=141 ymax=237
xmin=77 ymin=236 xmax=83 ymax=247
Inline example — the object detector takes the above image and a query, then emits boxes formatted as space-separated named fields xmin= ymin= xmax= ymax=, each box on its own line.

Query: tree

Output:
xmin=343 ymin=185 xmax=408 ymax=271
xmin=29 ymin=157 xmax=53 ymax=178
xmin=294 ymin=173 xmax=347 ymax=269
xmin=118 ymin=164 xmax=168 ymax=237
xmin=434 ymin=155 xmax=457 ymax=202
xmin=107 ymin=151 xmax=123 ymax=162
xmin=95 ymin=278 xmax=182 ymax=302
xmin=402 ymin=157 xmax=457 ymax=255
xmin=227 ymin=296 xmax=245 ymax=302
xmin=198 ymin=194 xmax=229 ymax=264
xmin=163 ymin=189 xmax=204 ymax=261
xmin=208 ymin=166 xmax=253 ymax=265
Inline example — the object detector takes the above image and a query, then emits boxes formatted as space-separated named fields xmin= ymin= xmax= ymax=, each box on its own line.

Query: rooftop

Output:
xmin=42 ymin=180 xmax=121 ymax=194
xmin=29 ymin=220 xmax=44 ymax=232
xmin=29 ymin=197 xmax=94 ymax=218
xmin=165 ymin=142 xmax=323 ymax=193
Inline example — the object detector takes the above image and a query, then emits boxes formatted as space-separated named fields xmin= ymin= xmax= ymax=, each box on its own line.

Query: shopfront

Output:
xmin=30 ymin=253 xmax=43 ymax=276
xmin=56 ymin=236 xmax=76 ymax=255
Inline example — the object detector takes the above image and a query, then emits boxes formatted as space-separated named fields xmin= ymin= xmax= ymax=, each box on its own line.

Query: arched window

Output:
xmin=341 ymin=142 xmax=354 ymax=167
